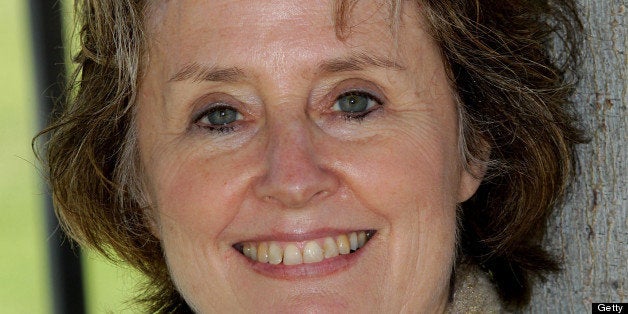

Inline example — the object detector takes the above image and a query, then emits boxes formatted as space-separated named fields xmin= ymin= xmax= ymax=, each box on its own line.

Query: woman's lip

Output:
xmin=231 ymin=230 xmax=377 ymax=279
xmin=249 ymin=248 xmax=363 ymax=280
xmin=234 ymin=228 xmax=373 ymax=243
xmin=239 ymin=234 xmax=373 ymax=280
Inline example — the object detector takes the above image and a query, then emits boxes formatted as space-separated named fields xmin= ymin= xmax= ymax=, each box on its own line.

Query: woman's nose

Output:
xmin=253 ymin=118 xmax=339 ymax=209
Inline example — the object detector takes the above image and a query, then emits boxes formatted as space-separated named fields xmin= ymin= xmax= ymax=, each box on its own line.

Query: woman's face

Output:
xmin=137 ymin=0 xmax=481 ymax=312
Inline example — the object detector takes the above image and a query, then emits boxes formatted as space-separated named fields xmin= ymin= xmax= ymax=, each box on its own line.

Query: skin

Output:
xmin=137 ymin=0 xmax=482 ymax=312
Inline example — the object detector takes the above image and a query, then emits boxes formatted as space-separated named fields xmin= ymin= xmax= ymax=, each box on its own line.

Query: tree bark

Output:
xmin=526 ymin=0 xmax=626 ymax=312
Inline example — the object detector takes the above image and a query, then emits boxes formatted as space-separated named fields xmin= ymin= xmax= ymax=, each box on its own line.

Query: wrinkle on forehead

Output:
xmin=145 ymin=0 xmax=403 ymax=41
xmin=149 ymin=0 xmax=326 ymax=29
xmin=140 ymin=0 xmax=432 ymax=94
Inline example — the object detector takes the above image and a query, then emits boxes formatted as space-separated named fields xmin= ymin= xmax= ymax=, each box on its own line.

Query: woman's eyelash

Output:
xmin=191 ymin=90 xmax=383 ymax=133
xmin=193 ymin=104 xmax=242 ymax=134
xmin=333 ymin=90 xmax=383 ymax=121
xmin=203 ymin=125 xmax=237 ymax=133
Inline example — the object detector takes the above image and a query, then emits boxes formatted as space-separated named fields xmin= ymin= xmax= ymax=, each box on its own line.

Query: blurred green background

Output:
xmin=0 ymin=0 xmax=143 ymax=312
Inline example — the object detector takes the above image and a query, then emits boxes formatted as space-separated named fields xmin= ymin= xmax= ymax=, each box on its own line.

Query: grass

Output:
xmin=0 ymin=1 xmax=143 ymax=312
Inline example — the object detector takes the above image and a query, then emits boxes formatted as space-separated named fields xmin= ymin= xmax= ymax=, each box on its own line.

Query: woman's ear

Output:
xmin=136 ymin=182 xmax=161 ymax=239
xmin=135 ymin=172 xmax=161 ymax=239
xmin=143 ymin=206 xmax=161 ymax=240
xmin=457 ymin=163 xmax=486 ymax=202
xmin=457 ymin=144 xmax=490 ymax=203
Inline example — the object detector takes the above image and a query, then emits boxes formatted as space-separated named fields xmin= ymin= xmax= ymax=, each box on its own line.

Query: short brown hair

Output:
xmin=36 ymin=0 xmax=584 ymax=311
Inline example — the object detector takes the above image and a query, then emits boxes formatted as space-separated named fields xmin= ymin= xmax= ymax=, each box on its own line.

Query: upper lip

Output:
xmin=233 ymin=228 xmax=375 ymax=244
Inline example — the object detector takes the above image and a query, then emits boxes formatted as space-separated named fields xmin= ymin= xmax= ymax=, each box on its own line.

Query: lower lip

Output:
xmin=239 ymin=244 xmax=368 ymax=280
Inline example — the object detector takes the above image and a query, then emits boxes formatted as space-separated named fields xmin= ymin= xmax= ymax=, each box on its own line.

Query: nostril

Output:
xmin=312 ymin=189 xmax=329 ymax=200
xmin=255 ymin=174 xmax=338 ymax=209
xmin=253 ymin=124 xmax=340 ymax=208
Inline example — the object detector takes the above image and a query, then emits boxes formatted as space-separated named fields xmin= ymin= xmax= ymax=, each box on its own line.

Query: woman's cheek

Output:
xmin=146 ymin=144 xmax=244 ymax=237
xmin=332 ymin=126 xmax=456 ymax=215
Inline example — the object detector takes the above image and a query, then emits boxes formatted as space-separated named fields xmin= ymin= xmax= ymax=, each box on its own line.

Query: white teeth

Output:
xmin=268 ymin=242 xmax=283 ymax=265
xmin=336 ymin=234 xmax=351 ymax=255
xmin=303 ymin=241 xmax=324 ymax=263
xmin=283 ymin=244 xmax=302 ymax=265
xmin=357 ymin=231 xmax=366 ymax=248
xmin=349 ymin=232 xmax=358 ymax=251
xmin=323 ymin=237 xmax=339 ymax=258
xmin=249 ymin=243 xmax=258 ymax=261
xmin=238 ymin=231 xmax=373 ymax=265
xmin=243 ymin=243 xmax=253 ymax=258
xmin=257 ymin=242 xmax=269 ymax=263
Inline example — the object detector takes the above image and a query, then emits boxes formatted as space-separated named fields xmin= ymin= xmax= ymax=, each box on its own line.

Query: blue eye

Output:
xmin=196 ymin=105 xmax=243 ymax=132
xmin=332 ymin=91 xmax=381 ymax=119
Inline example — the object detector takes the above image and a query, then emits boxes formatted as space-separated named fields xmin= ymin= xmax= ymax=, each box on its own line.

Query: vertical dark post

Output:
xmin=28 ymin=0 xmax=86 ymax=313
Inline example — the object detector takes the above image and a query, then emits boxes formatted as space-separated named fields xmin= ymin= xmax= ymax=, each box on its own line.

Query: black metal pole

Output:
xmin=28 ymin=1 xmax=86 ymax=313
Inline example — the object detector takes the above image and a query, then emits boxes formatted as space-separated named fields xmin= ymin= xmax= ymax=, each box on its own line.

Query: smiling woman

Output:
xmin=137 ymin=3 xmax=468 ymax=312
xmin=37 ymin=0 xmax=584 ymax=312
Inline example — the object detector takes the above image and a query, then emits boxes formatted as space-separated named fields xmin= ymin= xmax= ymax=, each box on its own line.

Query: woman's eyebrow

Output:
xmin=168 ymin=63 xmax=246 ymax=83
xmin=168 ymin=53 xmax=406 ymax=83
xmin=318 ymin=53 xmax=406 ymax=73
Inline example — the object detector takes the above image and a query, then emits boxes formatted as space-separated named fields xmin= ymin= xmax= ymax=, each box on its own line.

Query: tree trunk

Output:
xmin=526 ymin=0 xmax=626 ymax=312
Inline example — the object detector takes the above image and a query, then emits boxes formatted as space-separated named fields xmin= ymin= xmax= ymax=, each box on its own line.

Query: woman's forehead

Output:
xmin=143 ymin=0 xmax=424 ymax=81
xmin=146 ymin=0 xmax=393 ymax=44
xmin=147 ymin=0 xmax=396 ymax=28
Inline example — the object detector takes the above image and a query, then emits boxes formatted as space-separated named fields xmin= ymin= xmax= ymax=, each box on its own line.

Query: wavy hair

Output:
xmin=36 ymin=0 xmax=584 ymax=312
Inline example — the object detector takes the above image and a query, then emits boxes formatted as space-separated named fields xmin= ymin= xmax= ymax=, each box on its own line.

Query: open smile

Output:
xmin=233 ymin=230 xmax=376 ymax=266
